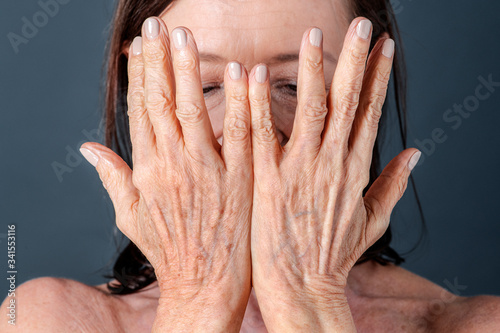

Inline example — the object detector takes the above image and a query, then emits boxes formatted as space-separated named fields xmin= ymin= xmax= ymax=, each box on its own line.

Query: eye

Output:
xmin=202 ymin=83 xmax=223 ymax=97
xmin=277 ymin=83 xmax=297 ymax=97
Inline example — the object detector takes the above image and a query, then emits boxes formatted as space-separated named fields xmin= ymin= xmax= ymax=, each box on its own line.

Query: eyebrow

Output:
xmin=198 ymin=52 xmax=338 ymax=65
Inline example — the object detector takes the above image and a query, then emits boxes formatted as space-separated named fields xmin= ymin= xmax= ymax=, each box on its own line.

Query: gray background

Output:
xmin=1 ymin=0 xmax=499 ymax=299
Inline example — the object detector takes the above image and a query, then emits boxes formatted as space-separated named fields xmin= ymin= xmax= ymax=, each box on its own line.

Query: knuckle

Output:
xmin=144 ymin=46 xmax=168 ymax=64
xmin=146 ymin=91 xmax=174 ymax=112
xmin=252 ymin=112 xmax=275 ymax=142
xmin=131 ymin=169 xmax=149 ymax=190
xmin=146 ymin=90 xmax=174 ymax=107
xmin=336 ymin=89 xmax=360 ymax=118
xmin=364 ymin=100 xmax=383 ymax=129
xmin=101 ymin=172 xmax=119 ymax=195
xmin=227 ymin=94 xmax=249 ymax=114
xmin=303 ymin=98 xmax=328 ymax=119
xmin=304 ymin=56 xmax=324 ymax=74
xmin=225 ymin=116 xmax=250 ymax=141
xmin=176 ymin=103 xmax=205 ymax=125
xmin=348 ymin=47 xmax=368 ymax=66
xmin=396 ymin=176 xmax=408 ymax=197
xmin=128 ymin=62 xmax=144 ymax=79
xmin=373 ymin=67 xmax=391 ymax=86
xmin=175 ymin=55 xmax=198 ymax=72
xmin=127 ymin=90 xmax=144 ymax=112
xmin=380 ymin=172 xmax=407 ymax=198
xmin=228 ymin=88 xmax=248 ymax=104
xmin=249 ymin=92 xmax=270 ymax=106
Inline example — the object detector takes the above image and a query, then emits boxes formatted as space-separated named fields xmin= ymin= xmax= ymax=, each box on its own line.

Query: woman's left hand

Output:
xmin=249 ymin=17 xmax=421 ymax=331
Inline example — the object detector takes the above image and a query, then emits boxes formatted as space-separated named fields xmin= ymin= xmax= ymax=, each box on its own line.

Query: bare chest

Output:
xmin=112 ymin=294 xmax=437 ymax=332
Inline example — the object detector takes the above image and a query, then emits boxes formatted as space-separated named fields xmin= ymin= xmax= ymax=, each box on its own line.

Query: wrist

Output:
xmin=153 ymin=283 xmax=251 ymax=332
xmin=258 ymin=292 xmax=355 ymax=333
xmin=253 ymin=277 xmax=355 ymax=332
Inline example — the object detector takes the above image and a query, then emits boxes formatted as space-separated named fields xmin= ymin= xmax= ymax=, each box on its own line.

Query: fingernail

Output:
xmin=356 ymin=19 xmax=371 ymax=40
xmin=382 ymin=38 xmax=394 ymax=58
xmin=80 ymin=147 xmax=99 ymax=167
xmin=408 ymin=151 xmax=422 ymax=171
xmin=309 ymin=28 xmax=322 ymax=47
xmin=229 ymin=62 xmax=242 ymax=80
xmin=132 ymin=36 xmax=142 ymax=56
xmin=256 ymin=65 xmax=267 ymax=83
xmin=145 ymin=17 xmax=159 ymax=40
xmin=172 ymin=28 xmax=187 ymax=50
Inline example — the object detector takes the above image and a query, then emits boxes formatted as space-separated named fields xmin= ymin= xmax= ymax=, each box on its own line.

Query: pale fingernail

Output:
xmin=132 ymin=36 xmax=142 ymax=56
xmin=309 ymin=28 xmax=322 ymax=47
xmin=229 ymin=62 xmax=242 ymax=80
xmin=356 ymin=19 xmax=371 ymax=40
xmin=145 ymin=17 xmax=159 ymax=40
xmin=172 ymin=28 xmax=187 ymax=50
xmin=382 ymin=38 xmax=395 ymax=58
xmin=256 ymin=65 xmax=267 ymax=83
xmin=80 ymin=147 xmax=99 ymax=167
xmin=408 ymin=151 xmax=422 ymax=171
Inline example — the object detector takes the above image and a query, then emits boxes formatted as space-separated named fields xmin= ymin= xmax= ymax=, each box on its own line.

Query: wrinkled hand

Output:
xmin=249 ymin=17 xmax=421 ymax=330
xmin=80 ymin=17 xmax=253 ymax=331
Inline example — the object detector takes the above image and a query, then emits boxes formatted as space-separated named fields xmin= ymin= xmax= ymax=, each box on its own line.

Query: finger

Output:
xmin=288 ymin=27 xmax=327 ymax=157
xmin=221 ymin=61 xmax=252 ymax=174
xmin=80 ymin=142 xmax=140 ymax=239
xmin=249 ymin=64 xmax=282 ymax=174
xmin=322 ymin=17 xmax=372 ymax=155
xmin=350 ymin=36 xmax=394 ymax=170
xmin=127 ymin=36 xmax=155 ymax=165
xmin=142 ymin=17 xmax=182 ymax=153
xmin=170 ymin=27 xmax=220 ymax=157
xmin=364 ymin=149 xmax=421 ymax=240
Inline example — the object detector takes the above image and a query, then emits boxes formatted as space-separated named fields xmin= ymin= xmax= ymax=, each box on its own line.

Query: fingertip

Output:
xmin=131 ymin=36 xmax=143 ymax=56
xmin=308 ymin=27 xmax=323 ymax=48
xmin=79 ymin=145 xmax=99 ymax=168
xmin=350 ymin=16 xmax=369 ymax=28
xmin=141 ymin=16 xmax=171 ymax=52
xmin=251 ymin=64 xmax=268 ymax=85
xmin=226 ymin=61 xmax=243 ymax=81
xmin=381 ymin=38 xmax=395 ymax=58
xmin=79 ymin=142 xmax=127 ymax=171
xmin=408 ymin=150 xmax=422 ymax=171
xmin=391 ymin=148 xmax=421 ymax=174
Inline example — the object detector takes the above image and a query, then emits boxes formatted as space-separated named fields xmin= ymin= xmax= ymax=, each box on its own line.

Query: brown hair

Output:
xmin=101 ymin=0 xmax=424 ymax=295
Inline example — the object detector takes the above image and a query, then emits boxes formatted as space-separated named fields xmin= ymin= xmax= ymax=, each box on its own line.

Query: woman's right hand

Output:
xmin=80 ymin=17 xmax=253 ymax=332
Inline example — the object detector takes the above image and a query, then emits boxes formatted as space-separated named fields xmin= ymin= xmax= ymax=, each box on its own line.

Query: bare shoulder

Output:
xmin=441 ymin=294 xmax=500 ymax=332
xmin=350 ymin=261 xmax=500 ymax=332
xmin=385 ymin=264 xmax=500 ymax=331
xmin=0 ymin=277 xmax=125 ymax=332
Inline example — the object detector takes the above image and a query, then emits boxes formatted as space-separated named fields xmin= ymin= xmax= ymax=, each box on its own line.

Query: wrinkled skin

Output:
xmin=81 ymin=0 xmax=420 ymax=330
xmin=1 ymin=2 xmax=499 ymax=333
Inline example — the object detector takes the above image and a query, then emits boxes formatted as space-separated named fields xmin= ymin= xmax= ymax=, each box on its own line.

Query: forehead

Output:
xmin=160 ymin=0 xmax=351 ymax=66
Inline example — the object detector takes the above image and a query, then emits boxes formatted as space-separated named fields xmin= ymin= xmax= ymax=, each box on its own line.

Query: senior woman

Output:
xmin=2 ymin=0 xmax=500 ymax=332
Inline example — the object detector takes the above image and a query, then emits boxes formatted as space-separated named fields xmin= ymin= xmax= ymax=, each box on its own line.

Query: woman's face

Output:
xmin=160 ymin=0 xmax=351 ymax=145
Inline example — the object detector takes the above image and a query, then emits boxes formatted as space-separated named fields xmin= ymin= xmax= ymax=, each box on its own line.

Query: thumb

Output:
xmin=79 ymin=142 xmax=139 ymax=235
xmin=364 ymin=149 xmax=421 ymax=237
